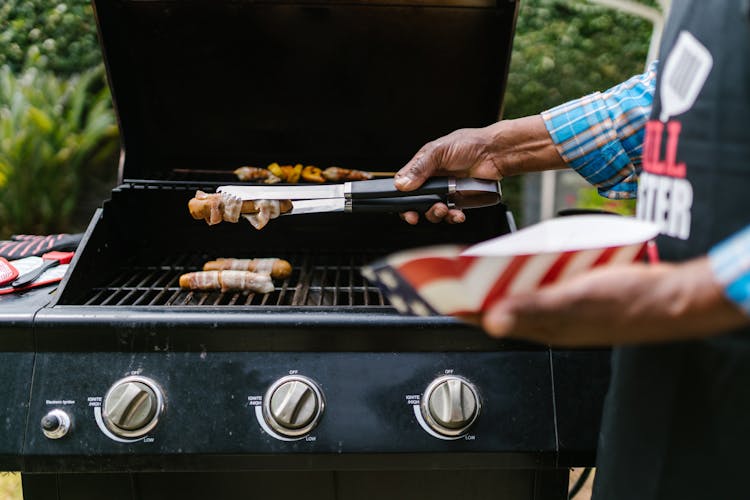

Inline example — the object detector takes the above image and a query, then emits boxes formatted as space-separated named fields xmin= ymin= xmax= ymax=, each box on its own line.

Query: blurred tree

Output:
xmin=505 ymin=0 xmax=655 ymax=120
xmin=0 ymin=1 xmax=117 ymax=237
xmin=0 ymin=0 xmax=102 ymax=75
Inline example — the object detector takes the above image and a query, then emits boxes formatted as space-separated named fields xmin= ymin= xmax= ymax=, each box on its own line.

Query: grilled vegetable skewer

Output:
xmin=174 ymin=166 xmax=396 ymax=184
xmin=234 ymin=166 xmax=281 ymax=183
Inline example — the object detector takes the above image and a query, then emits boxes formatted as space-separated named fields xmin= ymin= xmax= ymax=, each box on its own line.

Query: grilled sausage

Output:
xmin=179 ymin=270 xmax=274 ymax=293
xmin=188 ymin=191 xmax=293 ymax=226
xmin=203 ymin=258 xmax=292 ymax=279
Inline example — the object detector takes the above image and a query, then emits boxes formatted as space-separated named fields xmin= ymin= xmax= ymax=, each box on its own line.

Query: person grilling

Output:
xmin=394 ymin=1 xmax=750 ymax=498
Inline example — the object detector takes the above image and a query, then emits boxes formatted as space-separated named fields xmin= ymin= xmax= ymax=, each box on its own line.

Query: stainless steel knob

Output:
xmin=102 ymin=376 xmax=164 ymax=438
xmin=41 ymin=409 xmax=71 ymax=439
xmin=421 ymin=375 xmax=480 ymax=437
xmin=263 ymin=375 xmax=324 ymax=437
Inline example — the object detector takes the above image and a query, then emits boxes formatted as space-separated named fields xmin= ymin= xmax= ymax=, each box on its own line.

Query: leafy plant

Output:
xmin=0 ymin=65 xmax=118 ymax=238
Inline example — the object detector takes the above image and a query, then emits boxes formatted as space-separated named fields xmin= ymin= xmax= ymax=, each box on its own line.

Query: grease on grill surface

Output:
xmin=83 ymin=252 xmax=388 ymax=307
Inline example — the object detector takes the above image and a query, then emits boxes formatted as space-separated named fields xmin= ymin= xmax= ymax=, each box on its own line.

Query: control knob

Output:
xmin=420 ymin=375 xmax=480 ymax=437
xmin=102 ymin=376 xmax=164 ymax=438
xmin=263 ymin=375 xmax=325 ymax=438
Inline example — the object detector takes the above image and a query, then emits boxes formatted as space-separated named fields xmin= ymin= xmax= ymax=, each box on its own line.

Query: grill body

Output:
xmin=8 ymin=180 xmax=611 ymax=500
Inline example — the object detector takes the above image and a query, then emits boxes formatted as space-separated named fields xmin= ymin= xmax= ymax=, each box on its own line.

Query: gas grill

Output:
xmin=0 ymin=0 xmax=611 ymax=498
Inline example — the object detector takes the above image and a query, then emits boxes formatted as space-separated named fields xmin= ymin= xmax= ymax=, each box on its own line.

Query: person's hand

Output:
xmin=479 ymin=257 xmax=748 ymax=347
xmin=394 ymin=116 xmax=566 ymax=225
xmin=395 ymin=126 xmax=502 ymax=224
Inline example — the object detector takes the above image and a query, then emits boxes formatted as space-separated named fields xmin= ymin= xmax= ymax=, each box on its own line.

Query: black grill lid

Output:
xmin=92 ymin=0 xmax=518 ymax=181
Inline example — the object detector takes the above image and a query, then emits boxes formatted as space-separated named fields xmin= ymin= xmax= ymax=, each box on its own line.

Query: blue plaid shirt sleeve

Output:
xmin=541 ymin=60 xmax=658 ymax=200
xmin=709 ymin=227 xmax=750 ymax=316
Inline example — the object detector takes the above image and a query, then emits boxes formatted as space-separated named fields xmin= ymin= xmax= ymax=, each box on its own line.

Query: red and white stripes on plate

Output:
xmin=364 ymin=243 xmax=648 ymax=317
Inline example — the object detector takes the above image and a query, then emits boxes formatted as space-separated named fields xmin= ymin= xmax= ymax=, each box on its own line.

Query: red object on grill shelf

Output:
xmin=11 ymin=251 xmax=74 ymax=289
xmin=0 ymin=257 xmax=18 ymax=286
xmin=0 ymin=255 xmax=72 ymax=295
xmin=0 ymin=233 xmax=82 ymax=259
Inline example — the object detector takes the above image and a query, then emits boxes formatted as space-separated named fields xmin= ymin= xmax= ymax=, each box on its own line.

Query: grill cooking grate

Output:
xmin=82 ymin=252 xmax=388 ymax=307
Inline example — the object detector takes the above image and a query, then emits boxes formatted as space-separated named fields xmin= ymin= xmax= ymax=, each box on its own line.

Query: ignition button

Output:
xmin=41 ymin=409 xmax=71 ymax=439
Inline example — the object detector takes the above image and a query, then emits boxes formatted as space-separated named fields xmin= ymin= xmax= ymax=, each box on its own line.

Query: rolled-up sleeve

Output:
xmin=541 ymin=61 xmax=658 ymax=200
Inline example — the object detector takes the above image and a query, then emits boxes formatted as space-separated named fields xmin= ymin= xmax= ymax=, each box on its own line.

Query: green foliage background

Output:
xmin=505 ymin=0 xmax=655 ymax=120
xmin=0 ymin=0 xmax=116 ymax=239
xmin=0 ymin=0 xmax=657 ymax=237
xmin=0 ymin=0 xmax=100 ymax=75
xmin=0 ymin=66 xmax=118 ymax=236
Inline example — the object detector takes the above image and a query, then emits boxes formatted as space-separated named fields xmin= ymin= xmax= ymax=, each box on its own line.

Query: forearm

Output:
xmin=623 ymin=258 xmax=748 ymax=343
xmin=485 ymin=115 xmax=569 ymax=177
xmin=482 ymin=257 xmax=749 ymax=347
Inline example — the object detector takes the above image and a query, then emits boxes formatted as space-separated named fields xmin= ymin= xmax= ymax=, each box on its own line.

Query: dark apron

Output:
xmin=593 ymin=2 xmax=750 ymax=499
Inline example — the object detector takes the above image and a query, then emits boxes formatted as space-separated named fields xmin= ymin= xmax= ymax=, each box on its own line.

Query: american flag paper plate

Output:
xmin=362 ymin=215 xmax=660 ymax=317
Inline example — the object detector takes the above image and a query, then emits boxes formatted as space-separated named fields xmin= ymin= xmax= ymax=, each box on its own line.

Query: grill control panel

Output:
xmin=24 ymin=351 xmax=558 ymax=468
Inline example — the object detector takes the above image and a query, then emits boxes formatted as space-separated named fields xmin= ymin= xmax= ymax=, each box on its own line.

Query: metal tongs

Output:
xmin=217 ymin=177 xmax=502 ymax=215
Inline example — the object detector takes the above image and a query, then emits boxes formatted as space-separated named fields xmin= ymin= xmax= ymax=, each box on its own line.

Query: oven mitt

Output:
xmin=0 ymin=256 xmax=70 ymax=295
xmin=0 ymin=233 xmax=83 ymax=260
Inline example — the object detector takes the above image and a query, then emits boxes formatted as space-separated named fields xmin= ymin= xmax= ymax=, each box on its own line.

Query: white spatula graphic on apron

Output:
xmin=659 ymin=31 xmax=713 ymax=122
